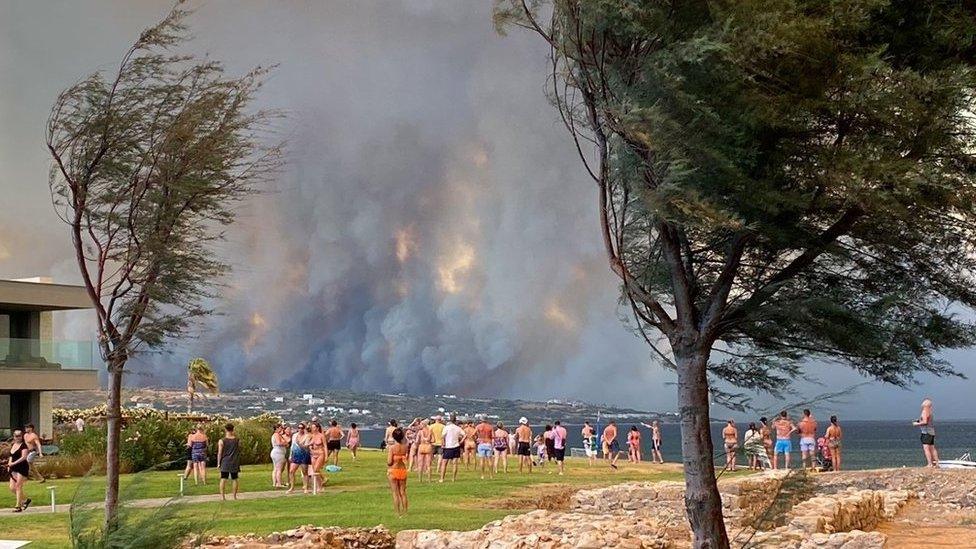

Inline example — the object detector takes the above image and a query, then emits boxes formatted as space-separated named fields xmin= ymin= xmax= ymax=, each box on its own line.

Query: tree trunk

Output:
xmin=104 ymin=361 xmax=124 ymax=532
xmin=675 ymin=347 xmax=730 ymax=549
xmin=188 ymin=390 xmax=194 ymax=414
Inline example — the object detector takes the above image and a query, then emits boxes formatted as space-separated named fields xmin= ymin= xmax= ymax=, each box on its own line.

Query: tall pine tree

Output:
xmin=496 ymin=1 xmax=976 ymax=547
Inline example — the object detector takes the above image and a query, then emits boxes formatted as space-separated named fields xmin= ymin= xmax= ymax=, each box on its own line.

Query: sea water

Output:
xmin=353 ymin=420 xmax=976 ymax=470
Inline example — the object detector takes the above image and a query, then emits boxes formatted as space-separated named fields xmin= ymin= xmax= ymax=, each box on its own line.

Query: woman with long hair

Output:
xmin=387 ymin=427 xmax=409 ymax=516
xmin=493 ymin=422 xmax=510 ymax=474
xmin=627 ymin=426 xmax=642 ymax=463
xmin=187 ymin=424 xmax=209 ymax=485
xmin=7 ymin=430 xmax=31 ymax=512
xmin=347 ymin=422 xmax=361 ymax=461
xmin=415 ymin=419 xmax=433 ymax=482
xmin=308 ymin=421 xmax=328 ymax=493
xmin=270 ymin=423 xmax=289 ymax=488
xmin=405 ymin=418 xmax=420 ymax=471
xmin=287 ymin=423 xmax=311 ymax=494
xmin=826 ymin=415 xmax=843 ymax=471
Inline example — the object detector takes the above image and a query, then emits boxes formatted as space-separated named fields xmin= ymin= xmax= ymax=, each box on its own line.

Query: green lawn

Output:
xmin=0 ymin=451 xmax=685 ymax=547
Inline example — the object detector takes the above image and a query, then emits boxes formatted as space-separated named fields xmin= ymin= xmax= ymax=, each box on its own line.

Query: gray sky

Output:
xmin=2 ymin=1 xmax=973 ymax=419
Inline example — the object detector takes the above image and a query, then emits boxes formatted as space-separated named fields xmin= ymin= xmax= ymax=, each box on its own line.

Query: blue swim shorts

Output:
xmin=799 ymin=437 xmax=816 ymax=453
xmin=774 ymin=439 xmax=792 ymax=454
xmin=477 ymin=443 xmax=493 ymax=458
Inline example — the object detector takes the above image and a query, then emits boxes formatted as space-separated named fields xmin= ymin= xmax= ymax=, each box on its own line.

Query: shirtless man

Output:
xmin=913 ymin=398 xmax=940 ymax=467
xmin=515 ymin=417 xmax=533 ymax=473
xmin=722 ymin=420 xmax=738 ymax=471
xmin=475 ymin=416 xmax=495 ymax=479
xmin=462 ymin=420 xmax=477 ymax=470
xmin=798 ymin=409 xmax=818 ymax=471
xmin=772 ymin=411 xmax=797 ymax=470
xmin=603 ymin=421 xmax=619 ymax=470
xmin=641 ymin=420 xmax=664 ymax=464
xmin=325 ymin=420 xmax=344 ymax=467
xmin=581 ymin=422 xmax=597 ymax=466
xmin=23 ymin=424 xmax=45 ymax=483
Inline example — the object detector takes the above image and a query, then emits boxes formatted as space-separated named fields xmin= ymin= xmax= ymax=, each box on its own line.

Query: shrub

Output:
xmin=56 ymin=409 xmax=277 ymax=473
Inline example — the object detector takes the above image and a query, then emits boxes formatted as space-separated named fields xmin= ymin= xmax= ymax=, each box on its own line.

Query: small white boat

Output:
xmin=938 ymin=452 xmax=976 ymax=469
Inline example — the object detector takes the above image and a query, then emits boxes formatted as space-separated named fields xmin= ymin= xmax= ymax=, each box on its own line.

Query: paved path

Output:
xmin=0 ymin=487 xmax=338 ymax=516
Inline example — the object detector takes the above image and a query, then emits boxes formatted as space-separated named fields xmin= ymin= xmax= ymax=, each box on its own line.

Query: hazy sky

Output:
xmin=2 ymin=1 xmax=973 ymax=420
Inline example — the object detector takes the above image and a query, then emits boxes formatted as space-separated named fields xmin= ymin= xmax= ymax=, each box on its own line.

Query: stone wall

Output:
xmin=396 ymin=509 xmax=677 ymax=549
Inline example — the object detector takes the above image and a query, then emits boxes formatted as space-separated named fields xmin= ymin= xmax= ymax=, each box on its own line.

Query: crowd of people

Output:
xmin=5 ymin=399 xmax=945 ymax=514
xmin=720 ymin=399 xmax=942 ymax=473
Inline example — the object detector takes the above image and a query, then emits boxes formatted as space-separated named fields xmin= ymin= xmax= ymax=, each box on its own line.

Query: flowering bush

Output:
xmin=55 ymin=408 xmax=280 ymax=473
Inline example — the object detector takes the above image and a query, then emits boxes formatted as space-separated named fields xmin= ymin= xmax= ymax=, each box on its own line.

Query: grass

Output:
xmin=0 ymin=450 xmax=684 ymax=548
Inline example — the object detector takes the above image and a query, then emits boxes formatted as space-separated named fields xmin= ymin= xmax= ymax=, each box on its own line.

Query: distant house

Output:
xmin=0 ymin=278 xmax=100 ymax=438
xmin=302 ymin=394 xmax=313 ymax=400
xmin=273 ymin=396 xmax=284 ymax=403
xmin=308 ymin=398 xmax=325 ymax=405
xmin=134 ymin=402 xmax=154 ymax=409
xmin=348 ymin=408 xmax=360 ymax=414
xmin=361 ymin=409 xmax=371 ymax=415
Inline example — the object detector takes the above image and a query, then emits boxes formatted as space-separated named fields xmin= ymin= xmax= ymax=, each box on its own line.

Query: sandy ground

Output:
xmin=877 ymin=500 xmax=976 ymax=548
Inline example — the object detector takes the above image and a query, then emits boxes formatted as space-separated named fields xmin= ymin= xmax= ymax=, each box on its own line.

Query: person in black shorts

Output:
xmin=217 ymin=423 xmax=240 ymax=500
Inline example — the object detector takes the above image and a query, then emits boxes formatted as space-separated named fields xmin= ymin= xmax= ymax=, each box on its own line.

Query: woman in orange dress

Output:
xmin=387 ymin=427 xmax=409 ymax=516
xmin=308 ymin=421 xmax=328 ymax=493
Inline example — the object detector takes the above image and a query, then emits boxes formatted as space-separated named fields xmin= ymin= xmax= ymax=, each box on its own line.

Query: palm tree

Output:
xmin=186 ymin=358 xmax=219 ymax=413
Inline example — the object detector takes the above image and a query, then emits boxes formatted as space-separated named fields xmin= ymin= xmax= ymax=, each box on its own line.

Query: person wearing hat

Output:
xmin=515 ymin=417 xmax=533 ymax=473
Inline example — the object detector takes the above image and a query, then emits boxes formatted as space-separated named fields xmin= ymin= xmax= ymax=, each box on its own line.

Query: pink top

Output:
xmin=553 ymin=425 xmax=568 ymax=450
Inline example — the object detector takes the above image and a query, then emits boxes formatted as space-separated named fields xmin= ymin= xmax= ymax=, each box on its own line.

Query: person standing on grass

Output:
xmin=493 ymin=422 xmax=510 ymax=474
xmin=347 ymin=422 xmax=361 ymax=461
xmin=602 ymin=421 xmax=619 ymax=470
xmin=182 ymin=428 xmax=195 ymax=481
xmin=627 ymin=426 xmax=642 ymax=463
xmin=405 ymin=419 xmax=420 ymax=470
xmin=217 ymin=423 xmax=241 ymax=501
xmin=438 ymin=415 xmax=464 ymax=482
xmin=913 ymin=398 xmax=940 ymax=468
xmin=515 ymin=417 xmax=533 ymax=474
xmin=475 ymin=416 xmax=495 ymax=479
xmin=416 ymin=419 xmax=434 ymax=482
xmin=326 ymin=420 xmax=344 ymax=467
xmin=773 ymin=411 xmax=797 ymax=470
xmin=23 ymin=424 xmax=44 ymax=483
xmin=463 ymin=420 xmax=477 ymax=470
xmin=759 ymin=416 xmax=774 ymax=464
xmin=722 ymin=420 xmax=739 ymax=472
xmin=825 ymin=416 xmax=843 ymax=472
xmin=430 ymin=416 xmax=445 ymax=470
xmin=270 ymin=424 xmax=289 ymax=488
xmin=552 ymin=421 xmax=568 ymax=476
xmin=287 ymin=423 xmax=311 ymax=494
xmin=641 ymin=421 xmax=664 ymax=464
xmin=7 ymin=430 xmax=31 ymax=512
xmin=308 ymin=421 xmax=328 ymax=493
xmin=582 ymin=422 xmax=597 ymax=466
xmin=387 ymin=427 xmax=409 ymax=516
xmin=798 ymin=409 xmax=818 ymax=472
xmin=743 ymin=422 xmax=763 ymax=470
xmin=543 ymin=425 xmax=556 ymax=466
xmin=188 ymin=424 xmax=209 ymax=485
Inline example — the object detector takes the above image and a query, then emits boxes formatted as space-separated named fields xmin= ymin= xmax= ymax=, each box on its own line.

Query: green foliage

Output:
xmin=46 ymin=4 xmax=282 ymax=366
xmin=69 ymin=470 xmax=204 ymax=549
xmin=57 ymin=414 xmax=275 ymax=473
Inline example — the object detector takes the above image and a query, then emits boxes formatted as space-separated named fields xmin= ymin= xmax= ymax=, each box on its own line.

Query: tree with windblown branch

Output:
xmin=187 ymin=357 xmax=219 ymax=413
xmin=45 ymin=3 xmax=281 ymax=531
xmin=495 ymin=1 xmax=976 ymax=547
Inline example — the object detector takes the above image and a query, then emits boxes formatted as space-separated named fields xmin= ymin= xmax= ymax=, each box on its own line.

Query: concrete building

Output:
xmin=0 ymin=278 xmax=100 ymax=438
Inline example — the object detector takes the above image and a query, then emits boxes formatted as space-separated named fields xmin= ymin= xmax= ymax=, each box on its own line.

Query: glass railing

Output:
xmin=0 ymin=337 xmax=98 ymax=371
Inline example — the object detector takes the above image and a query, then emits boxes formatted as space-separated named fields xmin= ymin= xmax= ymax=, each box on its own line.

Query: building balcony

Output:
xmin=0 ymin=337 xmax=100 ymax=391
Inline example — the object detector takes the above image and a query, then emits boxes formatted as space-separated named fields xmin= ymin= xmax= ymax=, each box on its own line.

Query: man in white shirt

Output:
xmin=438 ymin=415 xmax=465 ymax=482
